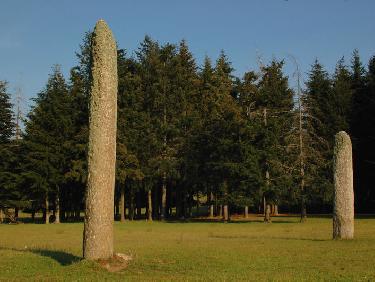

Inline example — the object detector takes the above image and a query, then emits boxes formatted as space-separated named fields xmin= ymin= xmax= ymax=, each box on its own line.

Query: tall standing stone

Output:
xmin=333 ymin=131 xmax=354 ymax=239
xmin=83 ymin=19 xmax=118 ymax=260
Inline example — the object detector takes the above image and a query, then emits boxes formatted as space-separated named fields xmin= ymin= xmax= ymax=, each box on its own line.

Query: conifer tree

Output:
xmin=349 ymin=50 xmax=369 ymax=212
xmin=173 ymin=40 xmax=199 ymax=218
xmin=331 ymin=58 xmax=353 ymax=134
xmin=0 ymin=81 xmax=17 ymax=220
xmin=23 ymin=65 xmax=73 ymax=223
xmin=254 ymin=60 xmax=294 ymax=221
xmin=351 ymin=55 xmax=375 ymax=212
xmin=234 ymin=71 xmax=262 ymax=216
xmin=116 ymin=49 xmax=144 ymax=221
xmin=0 ymin=81 xmax=14 ymax=143
xmin=60 ymin=32 xmax=93 ymax=221
xmin=304 ymin=60 xmax=334 ymax=207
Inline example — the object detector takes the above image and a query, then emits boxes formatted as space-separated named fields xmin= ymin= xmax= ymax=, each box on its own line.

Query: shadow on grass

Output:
xmin=30 ymin=249 xmax=81 ymax=265
xmin=163 ymin=218 xmax=299 ymax=224
xmin=269 ymin=236 xmax=328 ymax=242
xmin=0 ymin=247 xmax=81 ymax=266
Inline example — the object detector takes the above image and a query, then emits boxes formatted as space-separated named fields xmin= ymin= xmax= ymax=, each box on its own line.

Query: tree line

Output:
xmin=1 ymin=33 xmax=374 ymax=223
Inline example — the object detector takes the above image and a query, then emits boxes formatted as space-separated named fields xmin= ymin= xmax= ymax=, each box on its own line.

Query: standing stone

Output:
xmin=333 ymin=131 xmax=354 ymax=239
xmin=83 ymin=19 xmax=118 ymax=260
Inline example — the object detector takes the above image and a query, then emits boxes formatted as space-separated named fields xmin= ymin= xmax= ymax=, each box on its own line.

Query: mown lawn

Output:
xmin=0 ymin=216 xmax=374 ymax=281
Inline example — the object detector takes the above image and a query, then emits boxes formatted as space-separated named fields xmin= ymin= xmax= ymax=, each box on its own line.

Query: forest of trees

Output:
xmin=1 ymin=33 xmax=374 ymax=224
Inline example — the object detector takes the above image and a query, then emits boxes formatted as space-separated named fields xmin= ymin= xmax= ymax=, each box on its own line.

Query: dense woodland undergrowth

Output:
xmin=1 ymin=32 xmax=375 ymax=223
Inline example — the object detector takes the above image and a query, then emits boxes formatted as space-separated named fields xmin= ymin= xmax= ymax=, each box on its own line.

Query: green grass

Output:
xmin=1 ymin=216 xmax=375 ymax=281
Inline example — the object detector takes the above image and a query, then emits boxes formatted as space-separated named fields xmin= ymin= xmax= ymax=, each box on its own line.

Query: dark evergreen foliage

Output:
xmin=1 ymin=32 xmax=375 ymax=222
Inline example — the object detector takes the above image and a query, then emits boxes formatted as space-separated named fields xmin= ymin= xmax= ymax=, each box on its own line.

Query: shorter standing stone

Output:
xmin=333 ymin=131 xmax=354 ymax=239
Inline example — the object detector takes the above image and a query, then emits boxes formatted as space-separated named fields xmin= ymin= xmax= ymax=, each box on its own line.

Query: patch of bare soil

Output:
xmin=97 ymin=253 xmax=132 ymax=272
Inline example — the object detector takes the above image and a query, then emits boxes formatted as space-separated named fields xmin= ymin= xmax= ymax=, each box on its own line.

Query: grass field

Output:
xmin=0 ymin=216 xmax=375 ymax=281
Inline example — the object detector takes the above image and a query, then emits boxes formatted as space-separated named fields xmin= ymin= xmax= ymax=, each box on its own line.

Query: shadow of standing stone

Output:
xmin=30 ymin=249 xmax=81 ymax=266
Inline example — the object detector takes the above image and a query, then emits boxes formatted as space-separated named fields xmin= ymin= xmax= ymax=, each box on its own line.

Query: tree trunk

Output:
xmin=188 ymin=199 xmax=192 ymax=218
xmin=263 ymin=196 xmax=266 ymax=216
xmin=120 ymin=185 xmax=125 ymax=222
xmin=61 ymin=209 xmax=65 ymax=222
xmin=114 ymin=197 xmax=119 ymax=219
xmin=167 ymin=184 xmax=172 ymax=218
xmin=196 ymin=193 xmax=200 ymax=217
xmin=182 ymin=192 xmax=187 ymax=218
xmin=136 ymin=205 xmax=142 ymax=219
xmin=300 ymin=201 xmax=307 ymax=223
xmin=55 ymin=193 xmax=60 ymax=224
xmin=161 ymin=173 xmax=167 ymax=220
xmin=176 ymin=188 xmax=181 ymax=218
xmin=31 ymin=210 xmax=35 ymax=222
xmin=264 ymin=204 xmax=271 ymax=223
xmin=136 ymin=191 xmax=142 ymax=219
xmin=223 ymin=205 xmax=229 ymax=222
xmin=218 ymin=205 xmax=223 ymax=217
xmin=333 ymin=131 xmax=354 ymax=239
xmin=15 ymin=207 xmax=19 ymax=219
xmin=297 ymin=80 xmax=306 ymax=224
xmin=214 ymin=193 xmax=218 ymax=217
xmin=129 ymin=190 xmax=134 ymax=221
xmin=274 ymin=204 xmax=278 ymax=216
xmin=75 ymin=207 xmax=80 ymax=221
xmin=45 ymin=194 xmax=49 ymax=224
xmin=244 ymin=206 xmax=249 ymax=218
xmin=152 ymin=185 xmax=158 ymax=219
xmin=0 ymin=209 xmax=3 ymax=223
xmin=147 ymin=189 xmax=153 ymax=221
xmin=209 ymin=192 xmax=214 ymax=218
xmin=83 ymin=20 xmax=118 ymax=260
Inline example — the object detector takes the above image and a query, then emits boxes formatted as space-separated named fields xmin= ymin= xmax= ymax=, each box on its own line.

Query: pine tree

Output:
xmin=136 ymin=36 xmax=165 ymax=219
xmin=187 ymin=51 xmax=249 ymax=221
xmin=349 ymin=50 xmax=368 ymax=212
xmin=254 ymin=60 xmax=294 ymax=221
xmin=116 ymin=49 xmax=144 ymax=221
xmin=304 ymin=60 xmax=334 ymax=208
xmin=285 ymin=64 xmax=326 ymax=221
xmin=331 ymin=57 xmax=353 ymax=133
xmin=173 ymin=40 xmax=199 ymax=218
xmin=351 ymin=55 xmax=375 ymax=212
xmin=182 ymin=56 xmax=216 ymax=218
xmin=234 ymin=71 xmax=262 ymax=216
xmin=0 ymin=80 xmax=17 ymax=221
xmin=0 ymin=81 xmax=14 ymax=143
xmin=23 ymin=65 xmax=73 ymax=223
xmin=305 ymin=60 xmax=333 ymax=143
xmin=63 ymin=32 xmax=92 ymax=221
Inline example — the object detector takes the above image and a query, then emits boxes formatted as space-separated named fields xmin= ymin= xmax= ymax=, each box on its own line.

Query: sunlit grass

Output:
xmin=0 ymin=216 xmax=374 ymax=281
